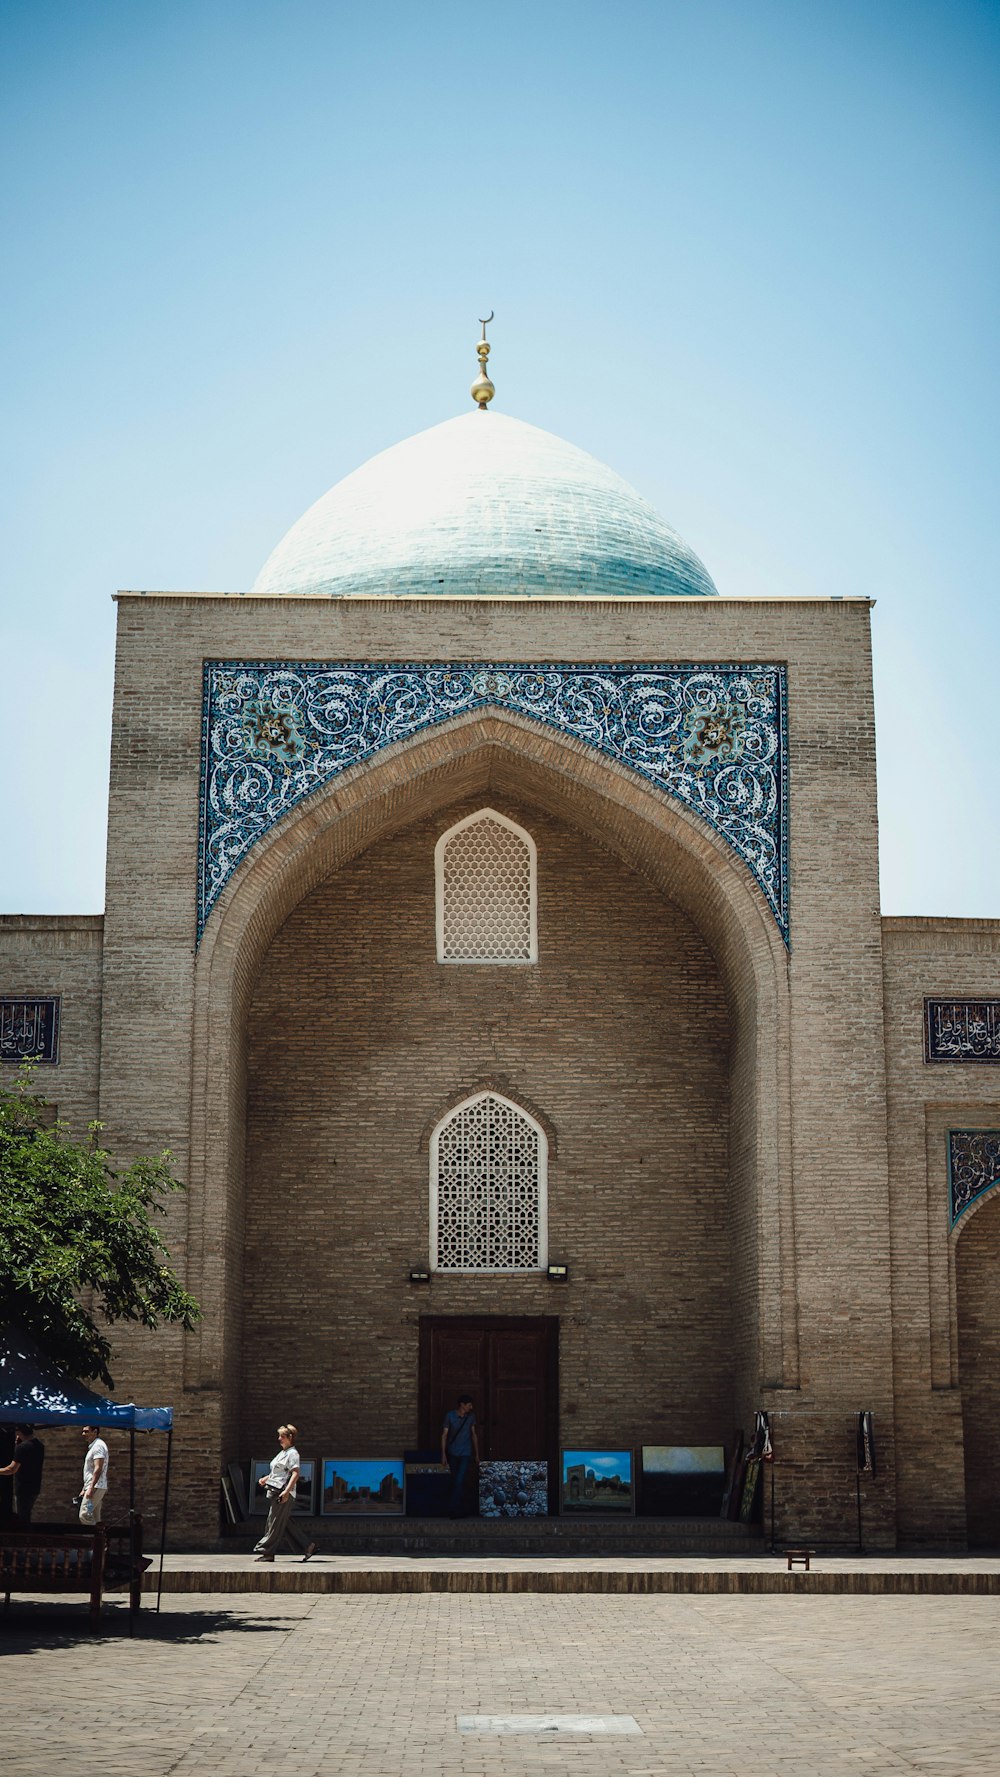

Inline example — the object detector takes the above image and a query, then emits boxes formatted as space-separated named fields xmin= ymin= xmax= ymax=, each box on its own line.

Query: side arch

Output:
xmin=184 ymin=706 xmax=796 ymax=1446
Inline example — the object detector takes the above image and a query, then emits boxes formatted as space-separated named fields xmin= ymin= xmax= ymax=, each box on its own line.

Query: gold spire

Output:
xmin=470 ymin=311 xmax=495 ymax=409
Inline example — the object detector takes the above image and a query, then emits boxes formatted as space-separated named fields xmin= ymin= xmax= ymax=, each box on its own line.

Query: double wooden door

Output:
xmin=418 ymin=1316 xmax=558 ymax=1463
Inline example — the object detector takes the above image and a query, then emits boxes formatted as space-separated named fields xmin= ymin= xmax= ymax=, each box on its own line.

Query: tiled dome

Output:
xmin=251 ymin=411 xmax=717 ymax=600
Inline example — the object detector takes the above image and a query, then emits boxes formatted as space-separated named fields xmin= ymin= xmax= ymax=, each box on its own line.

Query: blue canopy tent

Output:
xmin=0 ymin=1325 xmax=175 ymax=1615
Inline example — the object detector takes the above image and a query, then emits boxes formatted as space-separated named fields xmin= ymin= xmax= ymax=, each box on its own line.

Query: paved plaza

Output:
xmin=2 ymin=1589 xmax=999 ymax=1776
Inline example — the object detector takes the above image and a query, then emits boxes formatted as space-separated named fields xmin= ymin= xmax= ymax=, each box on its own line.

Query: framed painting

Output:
xmin=560 ymin=1449 xmax=634 ymax=1515
xmin=321 ymin=1458 xmax=405 ymax=1515
xmin=250 ymin=1457 xmax=316 ymax=1515
xmin=403 ymin=1451 xmax=451 ymax=1517
xmin=639 ymin=1446 xmax=726 ymax=1516
xmin=479 ymin=1460 xmax=548 ymax=1518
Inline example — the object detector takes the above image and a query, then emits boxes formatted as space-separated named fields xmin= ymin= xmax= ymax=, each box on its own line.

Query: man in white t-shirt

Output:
xmin=252 ymin=1423 xmax=316 ymax=1562
xmin=80 ymin=1425 xmax=109 ymax=1524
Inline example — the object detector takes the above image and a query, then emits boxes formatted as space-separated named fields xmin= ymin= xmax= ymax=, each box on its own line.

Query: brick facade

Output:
xmin=2 ymin=595 xmax=998 ymax=1548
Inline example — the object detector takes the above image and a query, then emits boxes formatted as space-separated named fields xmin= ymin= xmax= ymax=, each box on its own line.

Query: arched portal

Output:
xmin=956 ymin=1187 xmax=1000 ymax=1544
xmin=186 ymin=709 xmax=794 ymax=1466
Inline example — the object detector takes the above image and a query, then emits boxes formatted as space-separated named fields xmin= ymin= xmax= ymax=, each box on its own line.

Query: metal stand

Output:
xmin=856 ymin=1470 xmax=864 ymax=1553
xmin=156 ymin=1428 xmax=174 ymax=1615
xmin=128 ymin=1430 xmax=137 ymax=1637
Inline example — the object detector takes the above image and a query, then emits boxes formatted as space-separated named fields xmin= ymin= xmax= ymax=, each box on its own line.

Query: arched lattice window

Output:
xmin=430 ymin=1092 xmax=548 ymax=1272
xmin=435 ymin=809 xmax=537 ymax=964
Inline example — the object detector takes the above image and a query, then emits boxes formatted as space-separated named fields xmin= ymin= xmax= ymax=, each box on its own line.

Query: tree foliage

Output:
xmin=0 ymin=1068 xmax=200 ymax=1386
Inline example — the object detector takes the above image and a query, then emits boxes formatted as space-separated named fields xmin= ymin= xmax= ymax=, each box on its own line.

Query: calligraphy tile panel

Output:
xmin=198 ymin=661 xmax=789 ymax=945
xmin=948 ymin=1129 xmax=1000 ymax=1226
xmin=926 ymin=1000 xmax=1000 ymax=1064
xmin=0 ymin=997 xmax=60 ymax=1064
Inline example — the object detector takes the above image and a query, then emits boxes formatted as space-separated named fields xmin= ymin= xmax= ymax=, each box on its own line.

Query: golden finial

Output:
xmin=470 ymin=311 xmax=495 ymax=409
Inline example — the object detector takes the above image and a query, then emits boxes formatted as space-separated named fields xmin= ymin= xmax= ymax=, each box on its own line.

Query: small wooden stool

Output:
xmin=785 ymin=1548 xmax=814 ymax=1571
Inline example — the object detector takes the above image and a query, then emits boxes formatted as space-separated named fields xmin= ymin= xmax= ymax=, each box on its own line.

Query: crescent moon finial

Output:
xmin=471 ymin=312 xmax=496 ymax=409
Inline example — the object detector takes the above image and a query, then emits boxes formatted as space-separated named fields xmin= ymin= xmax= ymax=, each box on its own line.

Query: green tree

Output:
xmin=0 ymin=1068 xmax=200 ymax=1386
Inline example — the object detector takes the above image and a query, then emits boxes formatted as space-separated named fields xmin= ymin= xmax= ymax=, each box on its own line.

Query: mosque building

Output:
xmin=2 ymin=327 xmax=999 ymax=1548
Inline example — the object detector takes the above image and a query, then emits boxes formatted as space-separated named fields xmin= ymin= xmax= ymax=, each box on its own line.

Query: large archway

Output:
xmin=956 ymin=1187 xmax=1000 ymax=1545
xmin=185 ymin=710 xmax=794 ymax=1466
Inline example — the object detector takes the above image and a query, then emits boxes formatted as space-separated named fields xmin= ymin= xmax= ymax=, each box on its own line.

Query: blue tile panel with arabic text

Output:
xmin=925 ymin=1001 xmax=1000 ymax=1063
xmin=198 ymin=661 xmax=789 ymax=944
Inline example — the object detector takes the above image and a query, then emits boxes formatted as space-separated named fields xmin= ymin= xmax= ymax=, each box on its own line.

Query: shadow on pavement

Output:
xmin=0 ymin=1600 xmax=306 ymax=1653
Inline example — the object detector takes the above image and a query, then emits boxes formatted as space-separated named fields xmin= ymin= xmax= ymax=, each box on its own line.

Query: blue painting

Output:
xmin=321 ymin=1458 xmax=405 ymax=1515
xmin=561 ymin=1449 xmax=634 ymax=1514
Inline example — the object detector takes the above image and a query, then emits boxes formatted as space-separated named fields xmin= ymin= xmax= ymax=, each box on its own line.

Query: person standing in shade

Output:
xmin=0 ymin=1425 xmax=45 ymax=1524
xmin=80 ymin=1425 xmax=109 ymax=1523
xmin=441 ymin=1394 xmax=480 ymax=1518
xmin=253 ymin=1424 xmax=316 ymax=1562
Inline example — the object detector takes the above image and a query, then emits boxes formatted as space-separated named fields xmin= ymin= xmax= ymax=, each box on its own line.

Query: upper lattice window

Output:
xmin=435 ymin=810 xmax=537 ymax=964
xmin=430 ymin=1092 xmax=547 ymax=1272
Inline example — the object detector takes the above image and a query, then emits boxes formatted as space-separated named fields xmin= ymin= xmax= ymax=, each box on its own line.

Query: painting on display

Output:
xmin=479 ymin=1461 xmax=548 ymax=1518
xmin=250 ymin=1457 xmax=316 ymax=1515
xmin=403 ymin=1452 xmax=450 ymax=1517
xmin=738 ymin=1457 xmax=762 ymax=1525
xmin=560 ymin=1450 xmax=634 ymax=1515
xmin=321 ymin=1458 xmax=405 ymax=1515
xmin=639 ymin=1447 xmax=726 ymax=1517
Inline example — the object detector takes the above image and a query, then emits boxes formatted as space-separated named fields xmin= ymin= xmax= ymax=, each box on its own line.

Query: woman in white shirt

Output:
xmin=253 ymin=1423 xmax=316 ymax=1562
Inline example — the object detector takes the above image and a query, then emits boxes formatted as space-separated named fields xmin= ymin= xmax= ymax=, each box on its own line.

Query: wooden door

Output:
xmin=418 ymin=1316 xmax=558 ymax=1462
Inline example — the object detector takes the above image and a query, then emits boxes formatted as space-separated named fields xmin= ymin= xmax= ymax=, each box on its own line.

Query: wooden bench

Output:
xmin=785 ymin=1547 xmax=815 ymax=1571
xmin=0 ymin=1516 xmax=146 ymax=1630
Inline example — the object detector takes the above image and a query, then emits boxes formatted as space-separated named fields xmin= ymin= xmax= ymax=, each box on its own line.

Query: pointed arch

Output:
xmin=429 ymin=1090 xmax=548 ymax=1272
xmin=435 ymin=808 xmax=537 ymax=964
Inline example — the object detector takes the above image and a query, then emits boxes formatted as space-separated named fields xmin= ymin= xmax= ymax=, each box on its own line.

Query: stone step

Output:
xmin=146 ymin=1563 xmax=1000 ymax=1597
xmin=227 ymin=1515 xmax=766 ymax=1558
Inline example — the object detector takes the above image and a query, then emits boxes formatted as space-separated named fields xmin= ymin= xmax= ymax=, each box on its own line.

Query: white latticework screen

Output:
xmin=432 ymin=1093 xmax=546 ymax=1271
xmin=437 ymin=812 xmax=535 ymax=963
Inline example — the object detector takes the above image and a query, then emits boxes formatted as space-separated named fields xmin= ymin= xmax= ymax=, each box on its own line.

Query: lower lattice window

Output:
xmin=430 ymin=1091 xmax=547 ymax=1272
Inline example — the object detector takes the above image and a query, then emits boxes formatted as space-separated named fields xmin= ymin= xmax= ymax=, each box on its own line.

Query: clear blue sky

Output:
xmin=2 ymin=0 xmax=997 ymax=916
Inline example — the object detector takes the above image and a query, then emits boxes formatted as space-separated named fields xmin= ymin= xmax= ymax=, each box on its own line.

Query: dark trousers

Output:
xmin=447 ymin=1453 xmax=472 ymax=1516
xmin=14 ymin=1487 xmax=39 ymax=1526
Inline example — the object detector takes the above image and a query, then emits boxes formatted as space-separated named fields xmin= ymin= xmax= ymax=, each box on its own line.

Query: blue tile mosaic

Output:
xmin=925 ymin=1001 xmax=1000 ymax=1063
xmin=198 ymin=662 xmax=789 ymax=943
xmin=948 ymin=1129 xmax=1000 ymax=1226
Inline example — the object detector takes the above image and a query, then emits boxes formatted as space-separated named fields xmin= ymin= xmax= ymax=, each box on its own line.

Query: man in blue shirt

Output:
xmin=440 ymin=1395 xmax=480 ymax=1517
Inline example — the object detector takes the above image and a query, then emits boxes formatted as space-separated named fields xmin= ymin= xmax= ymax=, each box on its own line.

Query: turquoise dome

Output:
xmin=251 ymin=411 xmax=717 ymax=600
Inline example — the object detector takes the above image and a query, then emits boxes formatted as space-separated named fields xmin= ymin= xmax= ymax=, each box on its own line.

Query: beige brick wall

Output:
xmin=85 ymin=592 xmax=900 ymax=1544
xmin=241 ymin=792 xmax=732 ymax=1461
xmin=882 ymin=917 xmax=1000 ymax=1546
xmin=0 ymin=916 xmax=103 ymax=1135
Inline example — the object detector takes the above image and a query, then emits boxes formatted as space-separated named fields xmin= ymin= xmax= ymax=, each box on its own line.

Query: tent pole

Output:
xmin=128 ymin=1428 xmax=137 ymax=1637
xmin=156 ymin=1427 xmax=173 ymax=1616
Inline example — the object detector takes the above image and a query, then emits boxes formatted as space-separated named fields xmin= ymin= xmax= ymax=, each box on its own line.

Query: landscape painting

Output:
xmin=321 ymin=1458 xmax=405 ymax=1515
xmin=560 ymin=1450 xmax=633 ymax=1515
xmin=640 ymin=1446 xmax=726 ymax=1516
xmin=479 ymin=1461 xmax=548 ymax=1518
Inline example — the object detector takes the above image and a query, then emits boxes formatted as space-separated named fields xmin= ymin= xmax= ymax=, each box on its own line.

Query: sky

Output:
xmin=2 ymin=0 xmax=997 ymax=917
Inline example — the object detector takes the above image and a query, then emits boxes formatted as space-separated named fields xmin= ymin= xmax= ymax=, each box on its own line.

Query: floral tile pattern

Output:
xmin=198 ymin=661 xmax=789 ymax=943
xmin=948 ymin=1129 xmax=1000 ymax=1226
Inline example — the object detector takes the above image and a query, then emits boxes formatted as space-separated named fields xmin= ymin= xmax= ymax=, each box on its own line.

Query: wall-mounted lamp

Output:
xmin=546 ymin=1262 xmax=569 ymax=1282
xmin=408 ymin=1267 xmax=431 ymax=1284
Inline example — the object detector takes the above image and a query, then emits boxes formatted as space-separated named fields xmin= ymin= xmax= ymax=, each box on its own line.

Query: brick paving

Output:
xmin=3 ymin=1590 xmax=1000 ymax=1775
